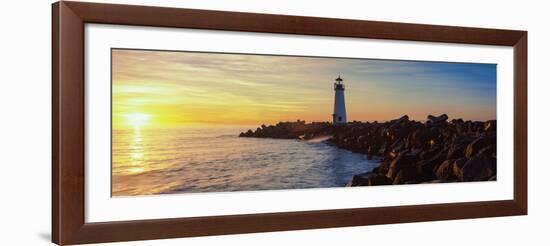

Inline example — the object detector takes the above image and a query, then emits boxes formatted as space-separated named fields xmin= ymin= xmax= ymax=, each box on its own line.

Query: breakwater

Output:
xmin=239 ymin=114 xmax=497 ymax=186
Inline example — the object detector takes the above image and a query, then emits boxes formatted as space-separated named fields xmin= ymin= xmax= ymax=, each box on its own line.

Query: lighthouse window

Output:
xmin=338 ymin=116 xmax=342 ymax=121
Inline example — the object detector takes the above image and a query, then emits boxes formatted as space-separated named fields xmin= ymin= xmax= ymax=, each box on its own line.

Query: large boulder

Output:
xmin=447 ymin=143 xmax=468 ymax=159
xmin=435 ymin=159 xmax=457 ymax=181
xmin=484 ymin=120 xmax=497 ymax=132
xmin=408 ymin=128 xmax=431 ymax=150
xmin=451 ymin=118 xmax=464 ymax=124
xmin=390 ymin=115 xmax=410 ymax=125
xmin=446 ymin=135 xmax=475 ymax=159
xmin=459 ymin=154 xmax=495 ymax=181
xmin=386 ymin=153 xmax=417 ymax=179
xmin=240 ymin=129 xmax=254 ymax=137
xmin=372 ymin=160 xmax=391 ymax=175
xmin=349 ymin=172 xmax=372 ymax=186
xmin=350 ymin=172 xmax=392 ymax=186
xmin=479 ymin=144 xmax=497 ymax=159
xmin=452 ymin=157 xmax=468 ymax=178
xmin=393 ymin=168 xmax=418 ymax=184
xmin=416 ymin=150 xmax=446 ymax=181
xmin=426 ymin=114 xmax=448 ymax=127
xmin=367 ymin=173 xmax=393 ymax=186
xmin=465 ymin=134 xmax=496 ymax=158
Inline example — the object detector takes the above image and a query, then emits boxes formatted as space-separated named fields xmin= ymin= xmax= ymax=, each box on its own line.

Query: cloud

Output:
xmin=112 ymin=49 xmax=496 ymax=127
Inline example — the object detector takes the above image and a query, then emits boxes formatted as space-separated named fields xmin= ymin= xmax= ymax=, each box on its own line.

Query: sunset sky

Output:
xmin=112 ymin=49 xmax=496 ymax=129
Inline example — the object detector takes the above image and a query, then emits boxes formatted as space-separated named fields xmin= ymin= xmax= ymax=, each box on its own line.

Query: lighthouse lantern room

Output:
xmin=332 ymin=76 xmax=347 ymax=126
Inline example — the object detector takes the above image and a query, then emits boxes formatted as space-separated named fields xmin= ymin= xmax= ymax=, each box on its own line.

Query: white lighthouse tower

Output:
xmin=332 ymin=76 xmax=347 ymax=126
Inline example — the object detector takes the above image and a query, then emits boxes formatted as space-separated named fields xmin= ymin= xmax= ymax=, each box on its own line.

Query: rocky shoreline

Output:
xmin=239 ymin=114 xmax=496 ymax=186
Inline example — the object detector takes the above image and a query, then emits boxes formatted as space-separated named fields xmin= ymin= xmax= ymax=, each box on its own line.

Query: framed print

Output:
xmin=52 ymin=1 xmax=527 ymax=245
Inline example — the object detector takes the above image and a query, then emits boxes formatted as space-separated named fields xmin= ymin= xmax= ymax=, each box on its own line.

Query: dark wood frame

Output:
xmin=52 ymin=1 xmax=527 ymax=245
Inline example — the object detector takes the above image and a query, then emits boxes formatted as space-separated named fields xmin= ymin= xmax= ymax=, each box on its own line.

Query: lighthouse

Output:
xmin=332 ymin=76 xmax=347 ymax=126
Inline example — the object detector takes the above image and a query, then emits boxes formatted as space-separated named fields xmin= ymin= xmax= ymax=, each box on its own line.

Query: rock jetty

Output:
xmin=239 ymin=114 xmax=497 ymax=186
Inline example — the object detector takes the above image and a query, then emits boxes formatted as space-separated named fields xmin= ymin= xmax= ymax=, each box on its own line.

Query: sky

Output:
xmin=112 ymin=49 xmax=496 ymax=129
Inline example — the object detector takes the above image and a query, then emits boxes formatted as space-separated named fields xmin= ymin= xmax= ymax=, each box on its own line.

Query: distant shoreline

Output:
xmin=240 ymin=114 xmax=497 ymax=186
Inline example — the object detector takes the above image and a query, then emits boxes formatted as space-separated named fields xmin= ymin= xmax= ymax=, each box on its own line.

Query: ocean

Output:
xmin=112 ymin=126 xmax=379 ymax=196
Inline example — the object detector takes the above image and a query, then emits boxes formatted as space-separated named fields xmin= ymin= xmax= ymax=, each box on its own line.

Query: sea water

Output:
xmin=112 ymin=126 xmax=378 ymax=196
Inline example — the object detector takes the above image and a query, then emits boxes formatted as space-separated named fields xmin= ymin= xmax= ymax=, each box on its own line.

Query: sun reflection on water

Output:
xmin=128 ymin=128 xmax=146 ymax=174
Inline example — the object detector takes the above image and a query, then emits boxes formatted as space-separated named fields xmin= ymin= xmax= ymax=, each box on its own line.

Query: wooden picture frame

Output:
xmin=52 ymin=1 xmax=527 ymax=245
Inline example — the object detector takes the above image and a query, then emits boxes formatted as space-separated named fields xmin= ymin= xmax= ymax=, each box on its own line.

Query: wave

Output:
xmin=304 ymin=135 xmax=332 ymax=143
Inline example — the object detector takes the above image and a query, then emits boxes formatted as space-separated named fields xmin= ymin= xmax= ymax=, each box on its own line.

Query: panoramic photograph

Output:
xmin=111 ymin=48 xmax=497 ymax=196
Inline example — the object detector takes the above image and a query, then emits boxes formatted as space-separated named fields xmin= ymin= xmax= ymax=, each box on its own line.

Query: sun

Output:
xmin=125 ymin=113 xmax=151 ymax=128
